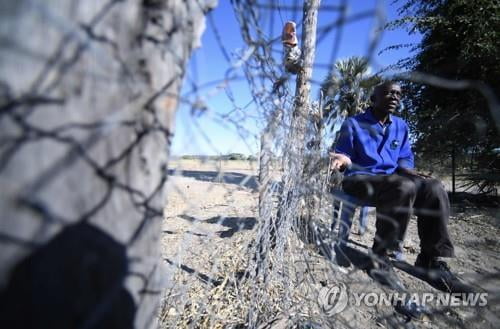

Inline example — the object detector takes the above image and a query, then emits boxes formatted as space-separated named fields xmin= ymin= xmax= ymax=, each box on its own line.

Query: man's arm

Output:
xmin=396 ymin=123 xmax=432 ymax=178
xmin=330 ymin=119 xmax=354 ymax=171
xmin=396 ymin=123 xmax=414 ymax=170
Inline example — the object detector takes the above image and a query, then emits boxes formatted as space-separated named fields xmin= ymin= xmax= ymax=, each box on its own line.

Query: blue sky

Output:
xmin=171 ymin=0 xmax=421 ymax=156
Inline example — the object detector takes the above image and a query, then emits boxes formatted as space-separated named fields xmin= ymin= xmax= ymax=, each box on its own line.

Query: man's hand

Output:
xmin=397 ymin=167 xmax=434 ymax=179
xmin=329 ymin=152 xmax=352 ymax=171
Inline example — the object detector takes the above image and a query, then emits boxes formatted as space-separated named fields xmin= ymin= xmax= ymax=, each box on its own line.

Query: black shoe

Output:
xmin=368 ymin=254 xmax=405 ymax=291
xmin=415 ymin=254 xmax=475 ymax=294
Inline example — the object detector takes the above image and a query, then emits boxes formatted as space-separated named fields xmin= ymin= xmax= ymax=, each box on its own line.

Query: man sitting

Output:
xmin=330 ymin=80 xmax=470 ymax=293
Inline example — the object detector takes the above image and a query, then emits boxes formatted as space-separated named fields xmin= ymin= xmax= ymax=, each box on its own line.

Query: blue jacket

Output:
xmin=334 ymin=108 xmax=414 ymax=176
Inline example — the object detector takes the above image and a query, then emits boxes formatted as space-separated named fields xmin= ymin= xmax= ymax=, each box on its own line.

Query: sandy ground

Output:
xmin=161 ymin=159 xmax=500 ymax=328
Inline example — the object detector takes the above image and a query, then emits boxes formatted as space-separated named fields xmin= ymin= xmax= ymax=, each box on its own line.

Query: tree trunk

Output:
xmin=0 ymin=0 xmax=215 ymax=327
xmin=289 ymin=0 xmax=320 ymax=164
xmin=282 ymin=0 xmax=320 ymax=237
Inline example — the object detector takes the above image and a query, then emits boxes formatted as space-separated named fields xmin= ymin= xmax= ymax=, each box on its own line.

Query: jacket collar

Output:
xmin=365 ymin=107 xmax=392 ymax=125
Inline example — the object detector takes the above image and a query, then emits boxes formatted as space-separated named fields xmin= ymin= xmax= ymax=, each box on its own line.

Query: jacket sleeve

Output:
xmin=334 ymin=118 xmax=354 ymax=158
xmin=397 ymin=122 xmax=414 ymax=169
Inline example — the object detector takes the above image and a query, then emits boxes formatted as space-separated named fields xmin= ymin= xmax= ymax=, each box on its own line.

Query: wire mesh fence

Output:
xmin=0 ymin=0 xmax=498 ymax=328
xmin=160 ymin=1 xmax=499 ymax=328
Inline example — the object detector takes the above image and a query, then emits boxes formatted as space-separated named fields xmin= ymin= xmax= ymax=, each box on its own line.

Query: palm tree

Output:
xmin=321 ymin=56 xmax=381 ymax=132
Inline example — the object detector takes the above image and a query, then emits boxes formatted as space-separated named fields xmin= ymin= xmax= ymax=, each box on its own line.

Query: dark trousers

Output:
xmin=342 ymin=173 xmax=454 ymax=258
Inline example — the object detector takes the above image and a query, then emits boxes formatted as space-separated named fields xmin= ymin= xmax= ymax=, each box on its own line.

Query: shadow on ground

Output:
xmin=0 ymin=222 xmax=135 ymax=329
xmin=333 ymin=243 xmax=373 ymax=270
xmin=164 ymin=258 xmax=221 ymax=287
xmin=168 ymin=169 xmax=258 ymax=191
xmin=179 ymin=214 xmax=257 ymax=238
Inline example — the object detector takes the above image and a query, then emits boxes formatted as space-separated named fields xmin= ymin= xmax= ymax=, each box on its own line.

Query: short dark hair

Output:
xmin=373 ymin=80 xmax=399 ymax=94
xmin=371 ymin=80 xmax=400 ymax=102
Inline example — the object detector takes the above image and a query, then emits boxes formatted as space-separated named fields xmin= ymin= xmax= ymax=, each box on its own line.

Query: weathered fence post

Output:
xmin=0 ymin=1 xmax=215 ymax=327
xmin=258 ymin=0 xmax=320 ymax=223
xmin=289 ymin=0 xmax=320 ymax=164
xmin=282 ymin=0 xmax=321 ymax=223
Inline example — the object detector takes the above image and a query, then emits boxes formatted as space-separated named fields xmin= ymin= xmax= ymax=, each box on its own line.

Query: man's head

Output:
xmin=371 ymin=81 xmax=402 ymax=116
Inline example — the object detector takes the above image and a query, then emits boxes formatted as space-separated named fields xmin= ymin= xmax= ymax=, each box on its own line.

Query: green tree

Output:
xmin=387 ymin=0 xmax=500 ymax=192
xmin=320 ymin=56 xmax=381 ymax=131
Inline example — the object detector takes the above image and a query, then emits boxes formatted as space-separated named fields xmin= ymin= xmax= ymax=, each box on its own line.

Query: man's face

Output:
xmin=373 ymin=83 xmax=402 ymax=114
